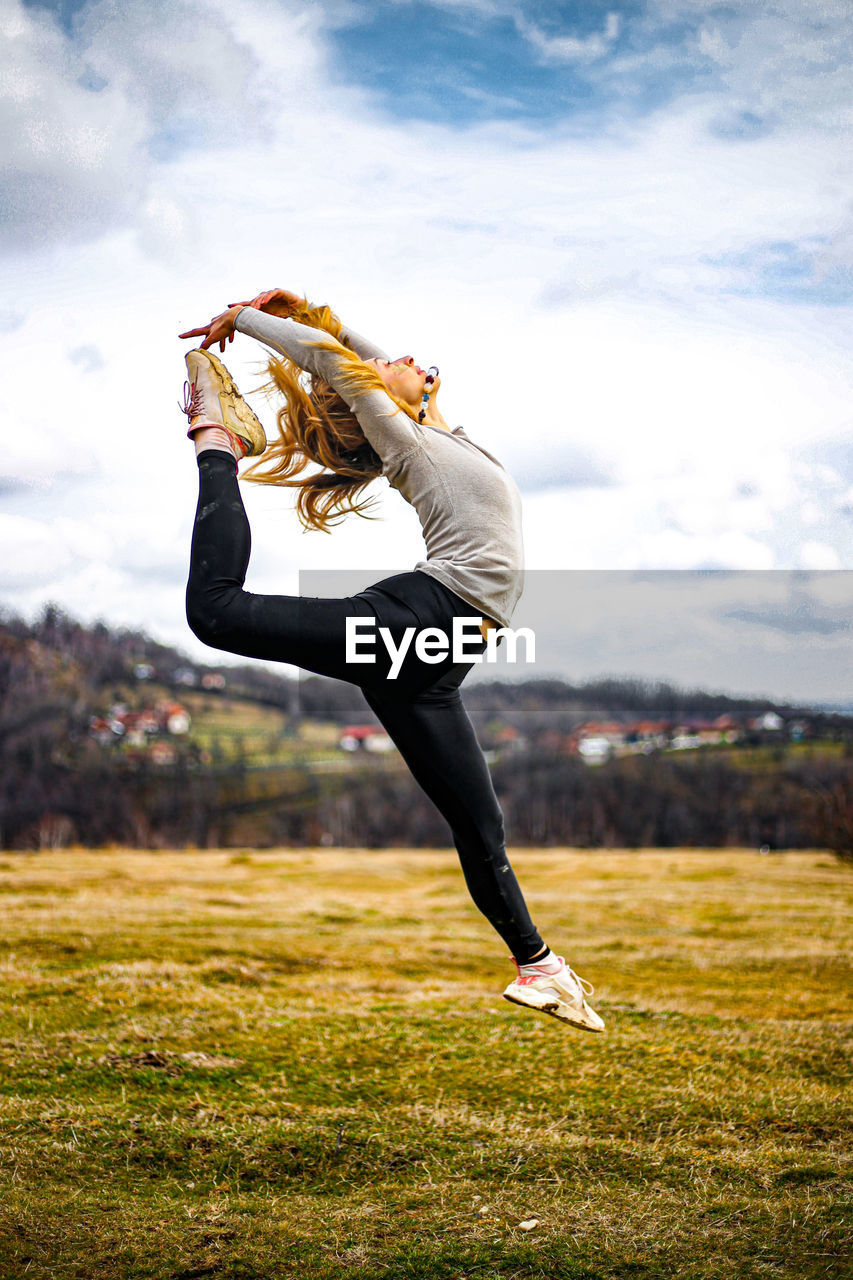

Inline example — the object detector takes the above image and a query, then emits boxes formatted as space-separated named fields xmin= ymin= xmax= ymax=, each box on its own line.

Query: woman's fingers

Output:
xmin=181 ymin=306 xmax=239 ymax=349
xmin=224 ymin=293 xmax=268 ymax=311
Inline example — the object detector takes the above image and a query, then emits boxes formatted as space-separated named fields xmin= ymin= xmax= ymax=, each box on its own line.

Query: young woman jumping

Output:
xmin=178 ymin=288 xmax=604 ymax=1034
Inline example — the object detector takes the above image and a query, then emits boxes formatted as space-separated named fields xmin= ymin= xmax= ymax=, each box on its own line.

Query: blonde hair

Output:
xmin=241 ymin=299 xmax=417 ymax=534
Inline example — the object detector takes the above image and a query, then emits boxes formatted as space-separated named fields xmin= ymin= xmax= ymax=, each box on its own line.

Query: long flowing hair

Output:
xmin=241 ymin=299 xmax=416 ymax=533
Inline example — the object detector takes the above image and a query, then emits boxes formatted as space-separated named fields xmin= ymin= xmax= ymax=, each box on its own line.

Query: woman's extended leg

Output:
xmin=362 ymin=674 xmax=546 ymax=963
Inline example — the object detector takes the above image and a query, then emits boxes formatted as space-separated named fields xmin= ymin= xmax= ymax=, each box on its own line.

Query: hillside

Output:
xmin=1 ymin=603 xmax=851 ymax=855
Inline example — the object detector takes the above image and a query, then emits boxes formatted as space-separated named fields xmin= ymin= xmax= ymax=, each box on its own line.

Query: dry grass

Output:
xmin=0 ymin=847 xmax=850 ymax=1279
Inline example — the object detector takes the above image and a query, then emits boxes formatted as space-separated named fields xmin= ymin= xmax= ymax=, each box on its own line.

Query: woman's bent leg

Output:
xmin=186 ymin=452 xmax=477 ymax=688
xmin=362 ymin=680 xmax=545 ymax=962
xmin=186 ymin=448 xmax=373 ymax=678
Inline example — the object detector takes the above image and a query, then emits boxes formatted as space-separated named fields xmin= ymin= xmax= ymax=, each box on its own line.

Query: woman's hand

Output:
xmin=227 ymin=288 xmax=305 ymax=318
xmin=178 ymin=305 xmax=243 ymax=352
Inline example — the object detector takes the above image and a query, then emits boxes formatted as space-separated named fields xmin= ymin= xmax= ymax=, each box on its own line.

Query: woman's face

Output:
xmin=368 ymin=355 xmax=431 ymax=405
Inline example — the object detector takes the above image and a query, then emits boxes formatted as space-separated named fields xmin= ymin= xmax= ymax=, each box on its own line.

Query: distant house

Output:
xmin=750 ymin=711 xmax=784 ymax=732
xmin=88 ymin=701 xmax=191 ymax=747
xmin=569 ymin=721 xmax=626 ymax=762
xmin=338 ymin=725 xmax=395 ymax=753
xmin=161 ymin=703 xmax=191 ymax=735
xmin=577 ymin=736 xmax=613 ymax=764
xmin=712 ymin=714 xmax=742 ymax=744
xmin=623 ymin=720 xmax=670 ymax=752
xmin=119 ymin=709 xmax=160 ymax=745
xmin=696 ymin=727 xmax=721 ymax=746
xmin=669 ymin=717 xmax=743 ymax=749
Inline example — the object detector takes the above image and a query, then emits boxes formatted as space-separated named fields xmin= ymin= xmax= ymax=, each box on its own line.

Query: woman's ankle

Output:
xmin=192 ymin=424 xmax=237 ymax=460
xmin=517 ymin=948 xmax=561 ymax=974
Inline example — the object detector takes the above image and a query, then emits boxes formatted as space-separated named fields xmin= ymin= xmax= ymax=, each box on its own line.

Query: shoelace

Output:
xmin=179 ymin=378 xmax=247 ymax=459
xmin=179 ymin=379 xmax=204 ymax=419
xmin=566 ymin=967 xmax=595 ymax=998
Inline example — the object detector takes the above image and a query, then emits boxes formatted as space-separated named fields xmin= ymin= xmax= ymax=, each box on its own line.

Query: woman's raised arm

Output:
xmin=336 ymin=323 xmax=390 ymax=364
xmin=233 ymin=308 xmax=420 ymax=466
xmin=229 ymin=288 xmax=391 ymax=364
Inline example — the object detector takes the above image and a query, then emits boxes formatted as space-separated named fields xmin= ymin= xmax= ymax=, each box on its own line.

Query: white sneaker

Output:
xmin=181 ymin=349 xmax=266 ymax=458
xmin=503 ymin=955 xmax=605 ymax=1033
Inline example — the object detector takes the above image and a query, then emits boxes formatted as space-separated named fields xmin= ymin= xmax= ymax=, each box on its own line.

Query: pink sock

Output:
xmin=518 ymin=949 xmax=562 ymax=976
xmin=190 ymin=423 xmax=240 ymax=461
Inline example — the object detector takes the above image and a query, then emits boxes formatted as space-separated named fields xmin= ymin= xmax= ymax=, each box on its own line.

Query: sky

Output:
xmin=2 ymin=0 xmax=852 ymax=701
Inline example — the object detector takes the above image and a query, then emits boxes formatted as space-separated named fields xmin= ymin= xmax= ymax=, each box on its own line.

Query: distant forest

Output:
xmin=1 ymin=603 xmax=851 ymax=858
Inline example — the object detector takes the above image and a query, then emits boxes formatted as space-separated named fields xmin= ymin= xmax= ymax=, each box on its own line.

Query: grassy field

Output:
xmin=0 ymin=847 xmax=849 ymax=1279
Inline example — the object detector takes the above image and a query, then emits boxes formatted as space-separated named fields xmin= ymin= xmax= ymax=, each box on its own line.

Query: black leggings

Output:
xmin=185 ymin=448 xmax=545 ymax=962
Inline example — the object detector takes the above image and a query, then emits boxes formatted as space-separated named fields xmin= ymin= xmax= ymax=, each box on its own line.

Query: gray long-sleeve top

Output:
xmin=234 ymin=307 xmax=525 ymax=629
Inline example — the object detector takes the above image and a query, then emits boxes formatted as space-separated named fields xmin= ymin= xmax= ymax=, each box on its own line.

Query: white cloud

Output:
xmin=798 ymin=541 xmax=842 ymax=570
xmin=0 ymin=513 xmax=76 ymax=589
xmin=0 ymin=1 xmax=147 ymax=248
xmin=0 ymin=0 xmax=276 ymax=252
xmin=74 ymin=0 xmax=265 ymax=137
xmin=69 ymin=344 xmax=106 ymax=374
xmin=515 ymin=11 xmax=621 ymax=65
xmin=650 ymin=0 xmax=853 ymax=137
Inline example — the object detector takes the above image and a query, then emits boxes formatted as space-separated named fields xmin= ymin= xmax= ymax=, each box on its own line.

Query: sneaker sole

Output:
xmin=188 ymin=349 xmax=267 ymax=457
xmin=503 ymin=987 xmax=605 ymax=1033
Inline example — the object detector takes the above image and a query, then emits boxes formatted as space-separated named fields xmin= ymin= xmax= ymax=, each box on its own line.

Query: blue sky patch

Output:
xmin=22 ymin=0 xmax=89 ymax=35
xmin=325 ymin=0 xmax=708 ymax=129
xmin=708 ymin=109 xmax=774 ymax=142
xmin=707 ymin=241 xmax=853 ymax=307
